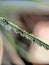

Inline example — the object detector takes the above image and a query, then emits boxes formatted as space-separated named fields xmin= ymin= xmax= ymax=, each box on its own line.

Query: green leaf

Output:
xmin=0 ymin=17 xmax=49 ymax=51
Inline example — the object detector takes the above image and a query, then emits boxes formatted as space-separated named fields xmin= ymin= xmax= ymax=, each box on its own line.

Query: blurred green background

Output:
xmin=0 ymin=0 xmax=49 ymax=26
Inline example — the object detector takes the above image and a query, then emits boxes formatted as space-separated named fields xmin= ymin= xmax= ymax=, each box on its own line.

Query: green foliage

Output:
xmin=0 ymin=17 xmax=49 ymax=61
xmin=0 ymin=17 xmax=49 ymax=50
